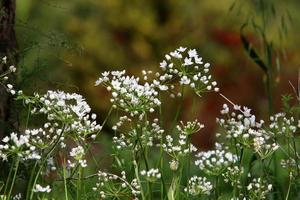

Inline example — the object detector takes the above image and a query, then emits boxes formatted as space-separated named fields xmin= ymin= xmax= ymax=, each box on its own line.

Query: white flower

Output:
xmin=33 ymin=184 xmax=51 ymax=193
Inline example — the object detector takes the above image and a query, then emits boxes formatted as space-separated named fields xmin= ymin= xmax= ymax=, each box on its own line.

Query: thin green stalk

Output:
xmin=76 ymin=166 xmax=82 ymax=200
xmin=63 ymin=161 xmax=69 ymax=200
xmin=171 ymin=87 xmax=184 ymax=131
xmin=292 ymin=137 xmax=300 ymax=176
xmin=28 ymin=125 xmax=65 ymax=200
xmin=285 ymin=173 xmax=292 ymax=200
xmin=7 ymin=157 xmax=20 ymax=200
xmin=25 ymin=161 xmax=38 ymax=200
xmin=133 ymin=160 xmax=145 ymax=200
xmin=186 ymin=136 xmax=192 ymax=199
xmin=214 ymin=176 xmax=219 ymax=200
xmin=3 ymin=159 xmax=14 ymax=197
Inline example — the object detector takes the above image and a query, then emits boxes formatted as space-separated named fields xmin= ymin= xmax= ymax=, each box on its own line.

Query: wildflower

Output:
xmin=169 ymin=159 xmax=179 ymax=171
xmin=246 ymin=177 xmax=272 ymax=199
xmin=69 ymin=145 xmax=87 ymax=168
xmin=2 ymin=56 xmax=7 ymax=64
xmin=93 ymin=171 xmax=140 ymax=199
xmin=184 ymin=176 xmax=213 ymax=196
xmin=140 ymin=168 xmax=161 ymax=182
xmin=176 ymin=119 xmax=204 ymax=136
xmin=163 ymin=134 xmax=197 ymax=160
xmin=17 ymin=90 xmax=102 ymax=140
xmin=158 ymin=47 xmax=219 ymax=96
xmin=0 ymin=132 xmax=41 ymax=161
xmin=33 ymin=184 xmax=51 ymax=193
xmin=195 ymin=143 xmax=238 ymax=176
xmin=95 ymin=70 xmax=161 ymax=115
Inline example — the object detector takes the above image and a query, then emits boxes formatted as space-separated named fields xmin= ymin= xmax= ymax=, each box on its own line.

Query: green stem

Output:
xmin=171 ymin=87 xmax=184 ymax=131
xmin=292 ymin=137 xmax=300 ymax=176
xmin=25 ymin=161 xmax=38 ymax=200
xmin=3 ymin=159 xmax=14 ymax=197
xmin=28 ymin=125 xmax=65 ymax=200
xmin=77 ymin=166 xmax=82 ymax=200
xmin=7 ymin=157 xmax=20 ymax=200
xmin=214 ymin=176 xmax=219 ymax=200
xmin=63 ymin=161 xmax=69 ymax=200
xmin=285 ymin=173 xmax=292 ymax=200
xmin=133 ymin=160 xmax=145 ymax=200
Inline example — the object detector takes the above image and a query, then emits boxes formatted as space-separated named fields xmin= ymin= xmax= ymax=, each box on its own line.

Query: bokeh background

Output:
xmin=14 ymin=0 xmax=300 ymax=149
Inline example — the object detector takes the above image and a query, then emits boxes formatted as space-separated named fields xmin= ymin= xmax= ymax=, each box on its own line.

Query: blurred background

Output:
xmin=13 ymin=0 xmax=300 ymax=148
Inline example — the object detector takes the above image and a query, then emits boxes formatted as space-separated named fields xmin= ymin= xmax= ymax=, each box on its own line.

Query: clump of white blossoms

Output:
xmin=159 ymin=47 xmax=219 ymax=96
xmin=0 ymin=132 xmax=41 ymax=161
xmin=17 ymin=90 xmax=102 ymax=140
xmin=195 ymin=143 xmax=238 ymax=176
xmin=95 ymin=70 xmax=161 ymax=116
xmin=0 ymin=56 xmax=17 ymax=94
xmin=176 ymin=119 xmax=204 ymax=136
xmin=113 ymin=118 xmax=163 ymax=152
xmin=163 ymin=134 xmax=197 ymax=161
xmin=33 ymin=184 xmax=51 ymax=193
xmin=222 ymin=166 xmax=244 ymax=189
xmin=217 ymin=102 xmax=279 ymax=159
xmin=217 ymin=103 xmax=262 ymax=146
xmin=269 ymin=112 xmax=297 ymax=137
xmin=93 ymin=171 xmax=140 ymax=199
xmin=68 ymin=145 xmax=87 ymax=168
xmin=246 ymin=177 xmax=272 ymax=200
xmin=184 ymin=176 xmax=213 ymax=196
xmin=140 ymin=168 xmax=161 ymax=183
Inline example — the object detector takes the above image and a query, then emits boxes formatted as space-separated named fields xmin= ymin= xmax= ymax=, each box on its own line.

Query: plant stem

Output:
xmin=133 ymin=160 xmax=145 ymax=200
xmin=7 ymin=157 xmax=20 ymax=200
xmin=63 ymin=161 xmax=69 ymax=200
xmin=77 ymin=166 xmax=82 ymax=200
xmin=3 ymin=159 xmax=14 ymax=197
xmin=292 ymin=137 xmax=300 ymax=176
xmin=285 ymin=173 xmax=292 ymax=200
xmin=214 ymin=176 xmax=219 ymax=200
xmin=25 ymin=161 xmax=38 ymax=200
xmin=28 ymin=125 xmax=65 ymax=200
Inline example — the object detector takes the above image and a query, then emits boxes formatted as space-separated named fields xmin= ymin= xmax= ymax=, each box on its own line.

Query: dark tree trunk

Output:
xmin=0 ymin=0 xmax=17 ymax=135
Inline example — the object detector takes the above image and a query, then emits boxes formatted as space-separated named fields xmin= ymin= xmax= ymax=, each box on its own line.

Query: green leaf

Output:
xmin=240 ymin=24 xmax=268 ymax=74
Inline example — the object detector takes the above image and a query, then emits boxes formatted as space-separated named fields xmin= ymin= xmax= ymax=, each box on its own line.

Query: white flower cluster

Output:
xmin=223 ymin=166 xmax=243 ymax=188
xmin=113 ymin=118 xmax=163 ymax=150
xmin=19 ymin=90 xmax=102 ymax=140
xmin=176 ymin=119 xmax=204 ymax=136
xmin=111 ymin=115 xmax=132 ymax=131
xmin=95 ymin=70 xmax=161 ymax=115
xmin=246 ymin=177 xmax=272 ymax=199
xmin=281 ymin=157 xmax=300 ymax=174
xmin=25 ymin=124 xmax=66 ymax=149
xmin=217 ymin=103 xmax=262 ymax=143
xmin=252 ymin=130 xmax=279 ymax=159
xmin=163 ymin=134 xmax=197 ymax=159
xmin=93 ymin=171 xmax=140 ymax=199
xmin=217 ymin=103 xmax=279 ymax=158
xmin=269 ymin=113 xmax=297 ymax=137
xmin=140 ymin=168 xmax=161 ymax=182
xmin=195 ymin=143 xmax=238 ymax=176
xmin=0 ymin=132 xmax=41 ymax=161
xmin=68 ymin=145 xmax=87 ymax=168
xmin=159 ymin=47 xmax=219 ymax=96
xmin=12 ymin=193 xmax=22 ymax=200
xmin=184 ymin=176 xmax=213 ymax=196
xmin=0 ymin=56 xmax=17 ymax=95
xmin=33 ymin=184 xmax=51 ymax=193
